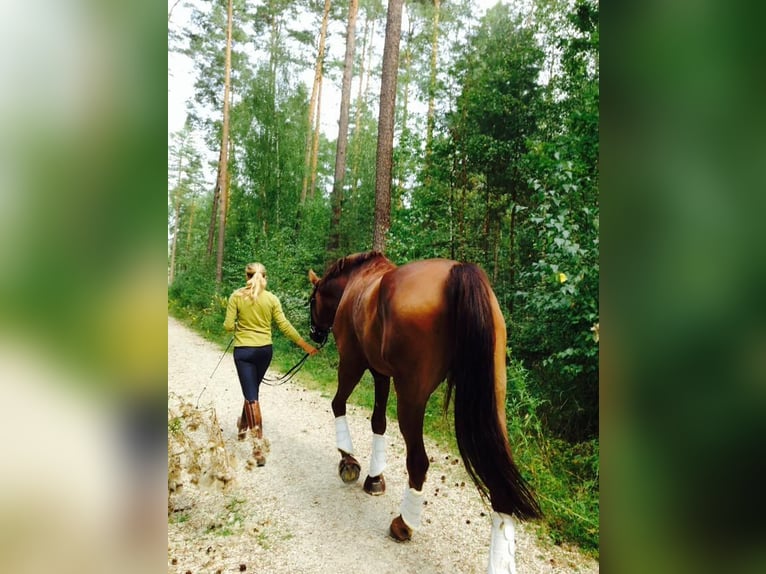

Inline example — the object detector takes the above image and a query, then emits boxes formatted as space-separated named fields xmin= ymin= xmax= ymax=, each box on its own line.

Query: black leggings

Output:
xmin=233 ymin=345 xmax=273 ymax=401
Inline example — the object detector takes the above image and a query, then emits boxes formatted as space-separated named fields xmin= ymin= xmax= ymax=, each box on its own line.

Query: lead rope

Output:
xmin=197 ymin=336 xmax=235 ymax=407
xmin=262 ymin=338 xmax=327 ymax=386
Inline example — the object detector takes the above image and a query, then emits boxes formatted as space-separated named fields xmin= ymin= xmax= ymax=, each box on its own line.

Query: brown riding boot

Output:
xmin=236 ymin=402 xmax=248 ymax=441
xmin=245 ymin=400 xmax=267 ymax=466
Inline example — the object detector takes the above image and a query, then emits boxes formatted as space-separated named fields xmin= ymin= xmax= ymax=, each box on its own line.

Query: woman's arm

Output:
xmin=272 ymin=296 xmax=318 ymax=355
xmin=223 ymin=294 xmax=238 ymax=332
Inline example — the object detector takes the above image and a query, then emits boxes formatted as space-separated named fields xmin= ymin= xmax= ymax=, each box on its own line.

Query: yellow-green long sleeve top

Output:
xmin=223 ymin=288 xmax=303 ymax=347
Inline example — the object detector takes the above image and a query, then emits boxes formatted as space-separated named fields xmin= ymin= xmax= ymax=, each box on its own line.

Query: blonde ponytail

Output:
xmin=243 ymin=262 xmax=267 ymax=301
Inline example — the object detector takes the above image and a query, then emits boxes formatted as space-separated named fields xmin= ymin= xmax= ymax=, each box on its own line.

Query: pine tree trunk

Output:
xmin=309 ymin=76 xmax=323 ymax=199
xmin=169 ymin=148 xmax=185 ymax=285
xmin=327 ymin=0 xmax=359 ymax=258
xmin=268 ymin=4 xmax=280 ymax=223
xmin=508 ymin=204 xmax=516 ymax=317
xmin=482 ymin=185 xmax=490 ymax=266
xmin=214 ymin=0 xmax=234 ymax=286
xmin=301 ymin=0 xmax=331 ymax=205
xmin=185 ymin=195 xmax=196 ymax=257
xmin=394 ymin=9 xmax=413 ymax=206
xmin=400 ymin=12 xmax=412 ymax=133
xmin=425 ymin=0 xmax=441 ymax=164
xmin=350 ymin=14 xmax=373 ymax=199
xmin=492 ymin=220 xmax=500 ymax=285
xmin=169 ymin=200 xmax=180 ymax=285
xmin=372 ymin=0 xmax=404 ymax=252
xmin=206 ymin=180 xmax=219 ymax=257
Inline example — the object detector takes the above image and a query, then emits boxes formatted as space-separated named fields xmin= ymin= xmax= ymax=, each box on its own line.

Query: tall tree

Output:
xmin=214 ymin=0 xmax=234 ymax=286
xmin=424 ymin=0 xmax=441 ymax=164
xmin=301 ymin=0 xmax=332 ymax=205
xmin=393 ymin=4 xmax=414 ymax=205
xmin=327 ymin=0 xmax=360 ymax=259
xmin=372 ymin=0 xmax=405 ymax=252
xmin=309 ymin=77 xmax=324 ymax=199
xmin=452 ymin=4 xmax=543 ymax=285
xmin=181 ymin=0 xmax=248 ymax=263
xmin=350 ymin=12 xmax=374 ymax=200
xmin=168 ymin=123 xmax=204 ymax=284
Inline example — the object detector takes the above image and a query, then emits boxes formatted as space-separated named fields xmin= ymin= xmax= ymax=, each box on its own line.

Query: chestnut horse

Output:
xmin=308 ymin=251 xmax=540 ymax=573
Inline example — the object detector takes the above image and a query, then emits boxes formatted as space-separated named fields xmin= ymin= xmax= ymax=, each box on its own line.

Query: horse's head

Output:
xmin=308 ymin=252 xmax=390 ymax=344
xmin=308 ymin=269 xmax=338 ymax=345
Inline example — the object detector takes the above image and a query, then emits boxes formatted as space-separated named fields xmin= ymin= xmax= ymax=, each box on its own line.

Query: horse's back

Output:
xmin=382 ymin=258 xmax=456 ymax=314
xmin=376 ymin=259 xmax=458 ymax=384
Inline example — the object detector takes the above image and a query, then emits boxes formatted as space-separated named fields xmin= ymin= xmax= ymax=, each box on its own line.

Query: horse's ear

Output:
xmin=308 ymin=269 xmax=320 ymax=285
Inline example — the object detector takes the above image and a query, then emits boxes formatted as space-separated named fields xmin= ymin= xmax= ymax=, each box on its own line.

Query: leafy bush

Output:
xmin=506 ymin=360 xmax=599 ymax=555
xmin=513 ymin=157 xmax=599 ymax=441
xmin=169 ymin=266 xmax=217 ymax=311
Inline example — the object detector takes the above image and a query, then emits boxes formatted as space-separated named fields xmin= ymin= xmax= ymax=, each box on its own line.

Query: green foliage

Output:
xmin=513 ymin=156 xmax=599 ymax=440
xmin=169 ymin=264 xmax=216 ymax=311
xmin=506 ymin=360 xmax=599 ymax=555
xmin=338 ymin=106 xmax=378 ymax=255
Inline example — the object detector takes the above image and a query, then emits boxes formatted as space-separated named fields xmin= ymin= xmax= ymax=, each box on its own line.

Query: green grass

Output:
xmin=169 ymin=511 xmax=189 ymax=525
xmin=169 ymin=302 xmax=598 ymax=558
xmin=505 ymin=362 xmax=600 ymax=554
xmin=202 ymin=496 xmax=249 ymax=537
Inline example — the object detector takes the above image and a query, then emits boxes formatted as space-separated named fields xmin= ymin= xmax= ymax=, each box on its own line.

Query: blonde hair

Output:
xmin=243 ymin=262 xmax=267 ymax=301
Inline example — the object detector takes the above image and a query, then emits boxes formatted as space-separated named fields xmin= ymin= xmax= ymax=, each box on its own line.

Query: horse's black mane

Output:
xmin=321 ymin=251 xmax=388 ymax=282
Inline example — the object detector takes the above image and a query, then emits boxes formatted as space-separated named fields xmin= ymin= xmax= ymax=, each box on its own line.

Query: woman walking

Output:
xmin=224 ymin=262 xmax=318 ymax=465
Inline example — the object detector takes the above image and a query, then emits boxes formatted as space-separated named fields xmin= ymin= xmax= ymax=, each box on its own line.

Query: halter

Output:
xmin=308 ymin=289 xmax=332 ymax=345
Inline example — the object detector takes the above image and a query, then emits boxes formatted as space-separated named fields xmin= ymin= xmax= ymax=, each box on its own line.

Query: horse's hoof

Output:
xmin=363 ymin=474 xmax=386 ymax=496
xmin=389 ymin=515 xmax=412 ymax=542
xmin=253 ymin=447 xmax=266 ymax=466
xmin=339 ymin=455 xmax=361 ymax=483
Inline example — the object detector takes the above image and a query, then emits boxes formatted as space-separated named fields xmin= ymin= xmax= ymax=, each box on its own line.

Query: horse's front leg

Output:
xmin=363 ymin=370 xmax=390 ymax=495
xmin=389 ymin=398 xmax=429 ymax=541
xmin=332 ymin=360 xmax=365 ymax=484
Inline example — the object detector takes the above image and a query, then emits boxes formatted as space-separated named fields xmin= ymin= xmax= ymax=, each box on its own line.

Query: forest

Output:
xmin=168 ymin=0 xmax=598 ymax=554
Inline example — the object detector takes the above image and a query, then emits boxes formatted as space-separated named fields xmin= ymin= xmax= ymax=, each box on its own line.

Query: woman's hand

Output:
xmin=300 ymin=341 xmax=319 ymax=356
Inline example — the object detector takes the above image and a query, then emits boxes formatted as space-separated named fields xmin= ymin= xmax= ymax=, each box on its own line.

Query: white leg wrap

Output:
xmin=399 ymin=486 xmax=424 ymax=530
xmin=487 ymin=512 xmax=517 ymax=574
xmin=368 ymin=433 xmax=387 ymax=477
xmin=334 ymin=415 xmax=354 ymax=454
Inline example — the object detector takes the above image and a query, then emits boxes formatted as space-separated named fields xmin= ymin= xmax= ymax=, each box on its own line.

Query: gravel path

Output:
xmin=167 ymin=316 xmax=598 ymax=573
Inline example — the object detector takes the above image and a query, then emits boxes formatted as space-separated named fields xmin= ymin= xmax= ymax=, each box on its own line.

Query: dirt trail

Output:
xmin=167 ymin=317 xmax=598 ymax=573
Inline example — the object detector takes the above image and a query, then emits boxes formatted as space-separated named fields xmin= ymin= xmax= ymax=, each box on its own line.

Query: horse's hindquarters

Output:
xmin=376 ymin=261 xmax=456 ymax=383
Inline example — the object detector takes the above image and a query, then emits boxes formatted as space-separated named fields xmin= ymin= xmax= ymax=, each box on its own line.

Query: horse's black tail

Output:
xmin=445 ymin=263 xmax=542 ymax=520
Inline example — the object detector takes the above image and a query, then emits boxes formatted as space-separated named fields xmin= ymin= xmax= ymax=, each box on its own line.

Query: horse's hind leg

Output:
xmin=363 ymin=370 xmax=390 ymax=496
xmin=389 ymin=397 xmax=429 ymax=541
xmin=488 ymin=512 xmax=517 ymax=574
xmin=332 ymin=359 xmax=365 ymax=483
